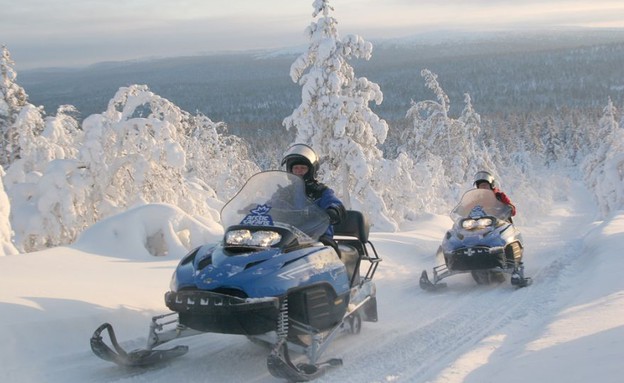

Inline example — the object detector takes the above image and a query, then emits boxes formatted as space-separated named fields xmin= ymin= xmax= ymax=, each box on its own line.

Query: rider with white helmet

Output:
xmin=474 ymin=170 xmax=516 ymax=217
xmin=281 ymin=143 xmax=346 ymax=247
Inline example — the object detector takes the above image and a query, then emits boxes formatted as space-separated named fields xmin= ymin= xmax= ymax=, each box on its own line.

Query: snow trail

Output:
xmin=314 ymin=182 xmax=600 ymax=383
xmin=1 ymin=181 xmax=614 ymax=383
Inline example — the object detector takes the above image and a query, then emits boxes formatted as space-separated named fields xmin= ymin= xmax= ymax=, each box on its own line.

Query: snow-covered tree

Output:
xmin=455 ymin=93 xmax=490 ymax=183
xmin=6 ymin=105 xmax=46 ymax=175
xmin=185 ymin=115 xmax=259 ymax=203
xmin=78 ymin=85 xmax=258 ymax=228
xmin=559 ymin=112 xmax=586 ymax=166
xmin=377 ymin=153 xmax=455 ymax=219
xmin=3 ymin=104 xmax=83 ymax=251
xmin=403 ymin=70 xmax=494 ymax=201
xmin=0 ymin=45 xmax=28 ymax=167
xmin=598 ymin=139 xmax=624 ymax=216
xmin=0 ymin=168 xmax=18 ymax=255
xmin=6 ymin=105 xmax=80 ymax=176
xmin=587 ymin=98 xmax=618 ymax=149
xmin=403 ymin=70 xmax=489 ymax=187
xmin=283 ymin=0 xmax=393 ymax=229
xmin=2 ymin=80 xmax=261 ymax=252
xmin=78 ymin=85 xmax=208 ymax=222
xmin=403 ymin=69 xmax=451 ymax=162
xmin=0 ymin=48 xmax=85 ymax=250
xmin=583 ymin=98 xmax=619 ymax=198
xmin=540 ymin=117 xmax=562 ymax=167
xmin=583 ymin=98 xmax=624 ymax=217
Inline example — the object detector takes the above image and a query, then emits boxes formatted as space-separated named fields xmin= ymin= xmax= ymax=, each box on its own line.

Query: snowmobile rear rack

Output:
xmin=334 ymin=210 xmax=382 ymax=287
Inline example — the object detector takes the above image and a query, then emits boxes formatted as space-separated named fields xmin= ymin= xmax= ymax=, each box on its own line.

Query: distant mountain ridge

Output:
xmin=18 ymin=28 xmax=624 ymax=140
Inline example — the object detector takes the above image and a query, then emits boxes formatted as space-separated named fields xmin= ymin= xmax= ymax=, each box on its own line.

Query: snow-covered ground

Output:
xmin=1 ymin=181 xmax=623 ymax=383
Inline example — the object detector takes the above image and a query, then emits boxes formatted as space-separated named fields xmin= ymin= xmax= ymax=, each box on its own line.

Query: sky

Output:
xmin=3 ymin=0 xmax=624 ymax=70
xmin=1 ymin=178 xmax=623 ymax=382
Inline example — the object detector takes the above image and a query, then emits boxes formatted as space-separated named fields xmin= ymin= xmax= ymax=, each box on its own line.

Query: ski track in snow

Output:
xmin=313 ymin=185 xmax=598 ymax=383
xmin=36 ymin=184 xmax=600 ymax=383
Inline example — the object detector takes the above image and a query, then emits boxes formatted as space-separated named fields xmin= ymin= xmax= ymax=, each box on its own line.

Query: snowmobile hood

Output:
xmin=170 ymin=243 xmax=350 ymax=299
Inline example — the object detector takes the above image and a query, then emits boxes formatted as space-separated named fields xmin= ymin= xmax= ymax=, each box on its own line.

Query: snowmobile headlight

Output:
xmin=225 ymin=229 xmax=253 ymax=245
xmin=461 ymin=218 xmax=493 ymax=230
xmin=476 ymin=217 xmax=493 ymax=227
xmin=250 ymin=230 xmax=282 ymax=246
xmin=225 ymin=229 xmax=282 ymax=247
xmin=461 ymin=219 xmax=477 ymax=229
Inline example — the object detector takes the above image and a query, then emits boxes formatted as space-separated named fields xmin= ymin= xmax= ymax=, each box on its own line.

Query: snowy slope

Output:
xmin=1 ymin=182 xmax=623 ymax=383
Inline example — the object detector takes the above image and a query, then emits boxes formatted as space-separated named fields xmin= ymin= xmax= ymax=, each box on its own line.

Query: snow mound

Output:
xmin=72 ymin=203 xmax=223 ymax=259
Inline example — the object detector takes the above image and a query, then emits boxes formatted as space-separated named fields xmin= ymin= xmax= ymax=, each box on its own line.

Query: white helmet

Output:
xmin=474 ymin=170 xmax=495 ymax=188
xmin=281 ymin=143 xmax=319 ymax=180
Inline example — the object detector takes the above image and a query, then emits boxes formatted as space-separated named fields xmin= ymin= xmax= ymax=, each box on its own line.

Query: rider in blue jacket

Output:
xmin=281 ymin=143 xmax=346 ymax=247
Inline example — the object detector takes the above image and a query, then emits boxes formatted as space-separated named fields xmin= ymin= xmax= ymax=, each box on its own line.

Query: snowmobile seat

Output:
xmin=334 ymin=210 xmax=370 ymax=286
xmin=333 ymin=210 xmax=369 ymax=243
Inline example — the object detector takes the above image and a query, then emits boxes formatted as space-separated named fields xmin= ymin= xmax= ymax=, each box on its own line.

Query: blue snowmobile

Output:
xmin=91 ymin=171 xmax=381 ymax=381
xmin=420 ymin=188 xmax=531 ymax=290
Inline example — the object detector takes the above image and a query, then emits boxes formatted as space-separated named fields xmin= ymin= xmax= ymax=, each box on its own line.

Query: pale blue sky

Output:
xmin=2 ymin=0 xmax=624 ymax=70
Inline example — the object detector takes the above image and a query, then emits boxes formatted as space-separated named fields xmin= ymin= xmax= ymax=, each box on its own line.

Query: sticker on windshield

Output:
xmin=469 ymin=205 xmax=487 ymax=218
xmin=240 ymin=204 xmax=274 ymax=226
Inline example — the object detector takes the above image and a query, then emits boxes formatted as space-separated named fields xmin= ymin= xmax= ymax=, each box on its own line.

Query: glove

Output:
xmin=495 ymin=191 xmax=511 ymax=204
xmin=305 ymin=180 xmax=326 ymax=200
xmin=326 ymin=206 xmax=341 ymax=225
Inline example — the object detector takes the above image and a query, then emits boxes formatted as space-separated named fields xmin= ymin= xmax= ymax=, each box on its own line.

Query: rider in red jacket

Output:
xmin=474 ymin=171 xmax=516 ymax=217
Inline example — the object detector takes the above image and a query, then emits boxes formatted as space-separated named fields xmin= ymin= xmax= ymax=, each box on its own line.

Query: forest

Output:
xmin=1 ymin=15 xmax=624 ymax=254
xmin=18 ymin=29 xmax=624 ymax=165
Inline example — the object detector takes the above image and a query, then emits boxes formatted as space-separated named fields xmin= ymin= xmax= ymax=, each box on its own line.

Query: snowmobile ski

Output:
xmin=511 ymin=273 xmax=532 ymax=288
xmin=90 ymin=323 xmax=188 ymax=367
xmin=266 ymin=338 xmax=342 ymax=382
xmin=419 ymin=270 xmax=447 ymax=291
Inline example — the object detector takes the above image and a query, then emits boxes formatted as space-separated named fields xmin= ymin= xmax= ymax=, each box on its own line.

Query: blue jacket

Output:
xmin=305 ymin=180 xmax=345 ymax=238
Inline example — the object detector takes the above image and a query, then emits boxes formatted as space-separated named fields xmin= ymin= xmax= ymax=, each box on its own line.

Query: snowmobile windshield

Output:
xmin=220 ymin=171 xmax=330 ymax=241
xmin=450 ymin=189 xmax=513 ymax=222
